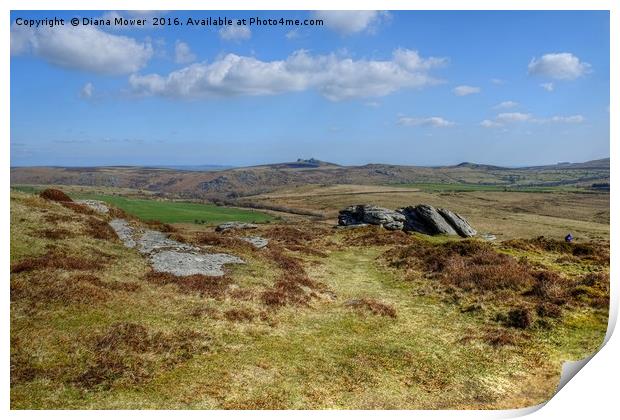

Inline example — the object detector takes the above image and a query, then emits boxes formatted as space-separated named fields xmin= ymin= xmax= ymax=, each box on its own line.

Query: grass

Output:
xmin=73 ymin=194 xmax=275 ymax=225
xmin=11 ymin=185 xmax=274 ymax=225
xmin=10 ymin=190 xmax=609 ymax=409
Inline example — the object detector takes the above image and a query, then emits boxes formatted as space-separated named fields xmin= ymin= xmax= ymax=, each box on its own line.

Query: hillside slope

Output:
xmin=10 ymin=158 xmax=609 ymax=199
xmin=10 ymin=190 xmax=609 ymax=409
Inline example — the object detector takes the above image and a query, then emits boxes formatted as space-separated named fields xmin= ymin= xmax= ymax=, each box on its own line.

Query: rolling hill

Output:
xmin=10 ymin=158 xmax=609 ymax=200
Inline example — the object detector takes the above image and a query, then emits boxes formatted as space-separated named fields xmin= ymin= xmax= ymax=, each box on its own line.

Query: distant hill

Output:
xmin=10 ymin=157 xmax=609 ymax=199
xmin=149 ymin=164 xmax=235 ymax=172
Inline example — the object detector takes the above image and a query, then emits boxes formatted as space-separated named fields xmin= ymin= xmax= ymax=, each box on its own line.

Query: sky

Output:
xmin=10 ymin=10 xmax=610 ymax=167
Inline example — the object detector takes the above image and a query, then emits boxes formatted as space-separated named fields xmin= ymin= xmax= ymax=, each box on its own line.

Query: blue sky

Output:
xmin=10 ymin=10 xmax=609 ymax=167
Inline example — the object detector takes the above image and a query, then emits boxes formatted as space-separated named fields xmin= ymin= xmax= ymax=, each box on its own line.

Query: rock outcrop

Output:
xmin=338 ymin=203 xmax=476 ymax=238
xmin=437 ymin=208 xmax=477 ymax=237
xmin=338 ymin=205 xmax=405 ymax=231
xmin=406 ymin=204 xmax=458 ymax=235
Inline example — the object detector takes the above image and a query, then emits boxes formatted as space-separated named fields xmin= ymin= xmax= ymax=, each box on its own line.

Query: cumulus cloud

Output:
xmin=79 ymin=82 xmax=94 ymax=99
xmin=128 ymin=48 xmax=447 ymax=101
xmin=174 ymin=40 xmax=196 ymax=64
xmin=540 ymin=82 xmax=554 ymax=92
xmin=398 ymin=116 xmax=454 ymax=127
xmin=219 ymin=23 xmax=251 ymax=41
xmin=494 ymin=101 xmax=518 ymax=109
xmin=496 ymin=112 xmax=532 ymax=122
xmin=311 ymin=11 xmax=390 ymax=35
xmin=11 ymin=24 xmax=152 ymax=75
xmin=453 ymin=85 xmax=480 ymax=96
xmin=528 ymin=53 xmax=591 ymax=80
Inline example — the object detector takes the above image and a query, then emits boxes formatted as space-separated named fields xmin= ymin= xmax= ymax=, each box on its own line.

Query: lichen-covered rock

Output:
xmin=412 ymin=204 xmax=458 ymax=235
xmin=109 ymin=218 xmax=244 ymax=276
xmin=397 ymin=207 xmax=434 ymax=235
xmin=338 ymin=204 xmax=405 ymax=230
xmin=338 ymin=203 xmax=477 ymax=238
xmin=437 ymin=208 xmax=477 ymax=237
xmin=150 ymin=250 xmax=244 ymax=277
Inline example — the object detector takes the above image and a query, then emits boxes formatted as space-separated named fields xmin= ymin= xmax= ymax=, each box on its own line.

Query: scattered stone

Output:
xmin=437 ymin=208 xmax=477 ymax=237
xmin=241 ymin=236 xmax=269 ymax=249
xmin=338 ymin=205 xmax=405 ymax=230
xmin=150 ymin=250 xmax=244 ymax=277
xmin=109 ymin=219 xmax=137 ymax=248
xmin=109 ymin=218 xmax=244 ymax=277
xmin=76 ymin=199 xmax=109 ymax=214
xmin=215 ymin=222 xmax=258 ymax=232
xmin=480 ymin=233 xmax=497 ymax=241
xmin=333 ymin=223 xmax=370 ymax=230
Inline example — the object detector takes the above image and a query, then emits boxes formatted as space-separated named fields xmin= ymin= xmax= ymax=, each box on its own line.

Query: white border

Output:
xmin=2 ymin=1 xmax=616 ymax=419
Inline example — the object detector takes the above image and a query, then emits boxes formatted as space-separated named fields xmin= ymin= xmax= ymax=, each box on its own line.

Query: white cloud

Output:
xmin=490 ymin=78 xmax=505 ymax=85
xmin=174 ymin=40 xmax=196 ymax=64
xmin=398 ymin=116 xmax=455 ymax=128
xmin=11 ymin=25 xmax=152 ymax=75
xmin=481 ymin=112 xmax=585 ymax=128
xmin=311 ymin=11 xmax=390 ymax=35
xmin=548 ymin=115 xmax=585 ymax=123
xmin=540 ymin=82 xmax=554 ymax=92
xmin=528 ymin=53 xmax=591 ymax=80
xmin=285 ymin=29 xmax=300 ymax=40
xmin=129 ymin=48 xmax=447 ymax=101
xmin=493 ymin=101 xmax=518 ymax=109
xmin=480 ymin=119 xmax=502 ymax=128
xmin=79 ymin=82 xmax=94 ymax=99
xmin=496 ymin=112 xmax=532 ymax=122
xmin=219 ymin=23 xmax=251 ymax=41
xmin=453 ymin=85 xmax=480 ymax=96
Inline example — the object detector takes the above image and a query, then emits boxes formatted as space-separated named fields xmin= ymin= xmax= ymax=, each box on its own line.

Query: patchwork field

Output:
xmin=10 ymin=188 xmax=609 ymax=409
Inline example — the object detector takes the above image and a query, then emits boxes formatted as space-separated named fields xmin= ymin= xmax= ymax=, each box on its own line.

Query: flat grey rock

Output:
xmin=334 ymin=223 xmax=370 ymax=230
xmin=138 ymin=230 xmax=197 ymax=254
xmin=150 ymin=250 xmax=244 ymax=277
xmin=241 ymin=236 xmax=269 ymax=249
xmin=215 ymin=222 xmax=258 ymax=232
xmin=109 ymin=218 xmax=244 ymax=277
xmin=109 ymin=219 xmax=137 ymax=248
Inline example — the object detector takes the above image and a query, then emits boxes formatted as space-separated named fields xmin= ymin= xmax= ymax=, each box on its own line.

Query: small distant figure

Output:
xmin=565 ymin=233 xmax=574 ymax=243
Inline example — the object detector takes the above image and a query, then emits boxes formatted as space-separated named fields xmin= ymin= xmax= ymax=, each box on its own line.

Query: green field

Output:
xmin=75 ymin=194 xmax=274 ymax=224
xmin=10 ymin=186 xmax=273 ymax=225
